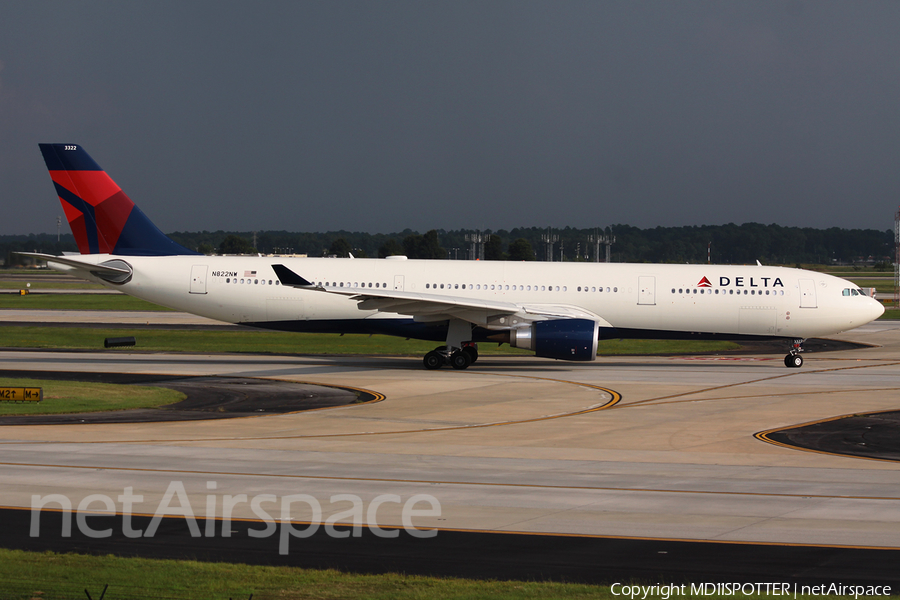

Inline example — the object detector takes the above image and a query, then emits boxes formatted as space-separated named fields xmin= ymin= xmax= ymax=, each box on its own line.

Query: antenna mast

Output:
xmin=895 ymin=207 xmax=899 ymax=308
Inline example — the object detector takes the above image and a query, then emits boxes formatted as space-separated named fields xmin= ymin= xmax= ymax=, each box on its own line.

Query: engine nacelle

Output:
xmin=509 ymin=318 xmax=599 ymax=361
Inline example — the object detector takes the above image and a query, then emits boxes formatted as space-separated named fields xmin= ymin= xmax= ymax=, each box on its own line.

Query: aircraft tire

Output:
xmin=424 ymin=351 xmax=445 ymax=370
xmin=785 ymin=354 xmax=803 ymax=368
xmin=450 ymin=351 xmax=471 ymax=370
xmin=463 ymin=346 xmax=478 ymax=364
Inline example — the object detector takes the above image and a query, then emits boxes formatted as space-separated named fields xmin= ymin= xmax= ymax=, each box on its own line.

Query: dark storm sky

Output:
xmin=2 ymin=1 xmax=899 ymax=236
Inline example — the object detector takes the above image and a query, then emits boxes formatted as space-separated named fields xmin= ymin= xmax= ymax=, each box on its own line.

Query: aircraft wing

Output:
xmin=14 ymin=252 xmax=132 ymax=276
xmin=272 ymin=264 xmax=608 ymax=328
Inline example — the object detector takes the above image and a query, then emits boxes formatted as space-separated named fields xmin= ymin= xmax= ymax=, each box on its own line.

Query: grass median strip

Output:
xmin=0 ymin=378 xmax=184 ymax=415
xmin=0 ymin=294 xmax=173 ymax=311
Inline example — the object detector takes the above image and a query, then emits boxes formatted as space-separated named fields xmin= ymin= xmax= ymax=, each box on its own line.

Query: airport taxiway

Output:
xmin=0 ymin=319 xmax=899 ymax=555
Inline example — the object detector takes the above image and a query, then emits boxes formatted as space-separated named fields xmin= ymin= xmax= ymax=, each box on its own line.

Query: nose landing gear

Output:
xmin=784 ymin=339 xmax=805 ymax=368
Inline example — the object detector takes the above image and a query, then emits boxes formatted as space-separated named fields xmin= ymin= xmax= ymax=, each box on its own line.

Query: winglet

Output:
xmin=272 ymin=264 xmax=314 ymax=287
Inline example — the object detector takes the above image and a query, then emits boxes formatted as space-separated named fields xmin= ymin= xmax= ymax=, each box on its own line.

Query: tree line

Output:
xmin=3 ymin=223 xmax=895 ymax=267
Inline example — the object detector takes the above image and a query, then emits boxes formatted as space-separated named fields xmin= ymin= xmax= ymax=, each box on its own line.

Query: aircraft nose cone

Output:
xmin=870 ymin=298 xmax=886 ymax=321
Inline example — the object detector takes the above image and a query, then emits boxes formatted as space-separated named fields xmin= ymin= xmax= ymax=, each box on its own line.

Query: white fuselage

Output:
xmin=58 ymin=255 xmax=884 ymax=342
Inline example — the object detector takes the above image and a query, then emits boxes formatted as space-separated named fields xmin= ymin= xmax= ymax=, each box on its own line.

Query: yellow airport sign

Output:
xmin=0 ymin=387 xmax=42 ymax=402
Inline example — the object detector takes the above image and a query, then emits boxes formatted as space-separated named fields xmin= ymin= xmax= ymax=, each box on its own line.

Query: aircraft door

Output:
xmin=637 ymin=276 xmax=656 ymax=305
xmin=799 ymin=279 xmax=817 ymax=308
xmin=190 ymin=265 xmax=208 ymax=294
xmin=393 ymin=275 xmax=405 ymax=291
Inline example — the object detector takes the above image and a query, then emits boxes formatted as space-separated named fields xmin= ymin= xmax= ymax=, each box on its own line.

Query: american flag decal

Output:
xmin=244 ymin=270 xmax=257 ymax=277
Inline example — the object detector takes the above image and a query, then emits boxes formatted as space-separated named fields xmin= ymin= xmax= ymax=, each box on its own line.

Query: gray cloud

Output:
xmin=1 ymin=1 xmax=899 ymax=236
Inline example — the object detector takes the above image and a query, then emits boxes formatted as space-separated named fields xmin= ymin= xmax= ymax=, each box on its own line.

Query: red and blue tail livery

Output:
xmin=39 ymin=144 xmax=196 ymax=256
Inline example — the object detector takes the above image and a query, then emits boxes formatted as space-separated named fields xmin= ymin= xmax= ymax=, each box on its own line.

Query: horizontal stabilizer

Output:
xmin=14 ymin=252 xmax=131 ymax=276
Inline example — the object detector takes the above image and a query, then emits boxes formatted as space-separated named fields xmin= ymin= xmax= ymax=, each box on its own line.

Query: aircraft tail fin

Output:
xmin=38 ymin=144 xmax=197 ymax=256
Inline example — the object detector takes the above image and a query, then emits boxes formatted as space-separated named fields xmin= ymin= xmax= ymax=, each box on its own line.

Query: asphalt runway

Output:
xmin=1 ymin=314 xmax=900 ymax=584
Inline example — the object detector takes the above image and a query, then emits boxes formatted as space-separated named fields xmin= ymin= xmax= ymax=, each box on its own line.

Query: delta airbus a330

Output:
xmin=21 ymin=144 xmax=884 ymax=370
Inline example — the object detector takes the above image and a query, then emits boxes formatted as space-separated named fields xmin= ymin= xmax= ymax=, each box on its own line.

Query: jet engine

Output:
xmin=509 ymin=318 xmax=599 ymax=361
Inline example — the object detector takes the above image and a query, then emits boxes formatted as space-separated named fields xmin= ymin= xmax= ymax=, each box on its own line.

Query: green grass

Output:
xmin=0 ymin=294 xmax=172 ymax=311
xmin=596 ymin=339 xmax=739 ymax=354
xmin=837 ymin=278 xmax=895 ymax=293
xmin=0 ymin=325 xmax=740 ymax=356
xmin=4 ymin=548 xmax=898 ymax=600
xmin=0 ymin=269 xmax=59 ymax=275
xmin=0 ymin=378 xmax=184 ymax=415
xmin=823 ymin=269 xmax=891 ymax=276
xmin=0 ymin=281 xmax=105 ymax=289
xmin=0 ymin=549 xmax=612 ymax=600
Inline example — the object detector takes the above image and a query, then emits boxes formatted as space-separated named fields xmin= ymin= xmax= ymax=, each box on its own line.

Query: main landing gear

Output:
xmin=784 ymin=338 xmax=805 ymax=368
xmin=423 ymin=319 xmax=477 ymax=370
xmin=423 ymin=342 xmax=478 ymax=370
